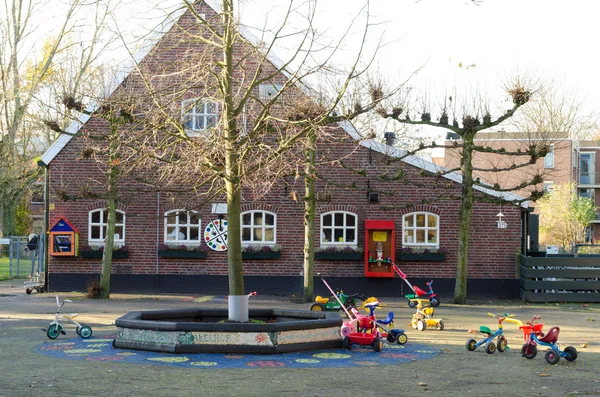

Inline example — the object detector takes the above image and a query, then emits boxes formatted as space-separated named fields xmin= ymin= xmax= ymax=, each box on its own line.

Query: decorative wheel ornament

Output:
xmin=204 ymin=219 xmax=228 ymax=251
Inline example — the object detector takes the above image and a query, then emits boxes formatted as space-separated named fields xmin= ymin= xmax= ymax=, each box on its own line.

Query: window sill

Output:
xmin=158 ymin=250 xmax=206 ymax=259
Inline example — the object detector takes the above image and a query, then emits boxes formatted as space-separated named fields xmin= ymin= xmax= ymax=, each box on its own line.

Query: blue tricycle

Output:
xmin=466 ymin=313 xmax=520 ymax=354
xmin=520 ymin=315 xmax=578 ymax=365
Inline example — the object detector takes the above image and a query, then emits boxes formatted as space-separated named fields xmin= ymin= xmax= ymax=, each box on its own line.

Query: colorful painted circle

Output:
xmin=204 ymin=219 xmax=228 ymax=251
xmin=35 ymin=335 xmax=440 ymax=369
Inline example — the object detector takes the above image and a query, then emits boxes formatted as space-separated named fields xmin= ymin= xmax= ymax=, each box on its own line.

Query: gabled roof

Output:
xmin=39 ymin=2 xmax=526 ymax=208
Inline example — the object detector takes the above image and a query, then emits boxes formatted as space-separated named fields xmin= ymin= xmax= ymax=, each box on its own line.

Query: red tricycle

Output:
xmin=392 ymin=264 xmax=440 ymax=308
xmin=343 ymin=302 xmax=385 ymax=352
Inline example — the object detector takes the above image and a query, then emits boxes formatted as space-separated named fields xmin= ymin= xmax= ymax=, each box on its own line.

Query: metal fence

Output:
xmin=0 ymin=236 xmax=44 ymax=279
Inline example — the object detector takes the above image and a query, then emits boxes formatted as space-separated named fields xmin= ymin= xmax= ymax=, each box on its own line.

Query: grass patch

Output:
xmin=0 ymin=256 xmax=34 ymax=280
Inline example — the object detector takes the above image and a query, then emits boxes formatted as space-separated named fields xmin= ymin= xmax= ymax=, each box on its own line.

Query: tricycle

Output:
xmin=45 ymin=296 xmax=93 ymax=340
xmin=409 ymin=298 xmax=444 ymax=331
xmin=343 ymin=302 xmax=384 ymax=352
xmin=466 ymin=313 xmax=520 ymax=354
xmin=520 ymin=315 xmax=578 ymax=365
xmin=392 ymin=263 xmax=439 ymax=308
xmin=363 ymin=301 xmax=408 ymax=344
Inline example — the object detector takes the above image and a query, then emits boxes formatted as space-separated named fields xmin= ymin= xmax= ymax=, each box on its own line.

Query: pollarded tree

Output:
xmin=380 ymin=79 xmax=549 ymax=303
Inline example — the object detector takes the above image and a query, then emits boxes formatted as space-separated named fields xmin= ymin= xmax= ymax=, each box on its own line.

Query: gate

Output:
xmin=519 ymin=254 xmax=600 ymax=302
xmin=0 ymin=236 xmax=44 ymax=279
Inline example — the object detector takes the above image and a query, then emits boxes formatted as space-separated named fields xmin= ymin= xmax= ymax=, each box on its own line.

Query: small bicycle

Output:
xmin=466 ymin=313 xmax=519 ymax=354
xmin=45 ymin=296 xmax=93 ymax=339
xmin=520 ymin=315 xmax=578 ymax=365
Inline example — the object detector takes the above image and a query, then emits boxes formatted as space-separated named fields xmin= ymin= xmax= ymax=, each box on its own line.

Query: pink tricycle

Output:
xmin=342 ymin=302 xmax=384 ymax=352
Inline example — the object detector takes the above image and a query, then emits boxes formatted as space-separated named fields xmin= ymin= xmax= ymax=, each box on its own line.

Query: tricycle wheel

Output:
xmin=76 ymin=325 xmax=81 ymax=336
xmin=372 ymin=337 xmax=382 ymax=352
xmin=79 ymin=325 xmax=92 ymax=338
xmin=340 ymin=324 xmax=352 ymax=338
xmin=521 ymin=343 xmax=537 ymax=359
xmin=485 ymin=342 xmax=496 ymax=354
xmin=496 ymin=336 xmax=507 ymax=352
xmin=46 ymin=324 xmax=61 ymax=339
xmin=309 ymin=303 xmax=325 ymax=311
xmin=342 ymin=336 xmax=352 ymax=350
xmin=563 ymin=346 xmax=578 ymax=362
xmin=545 ymin=349 xmax=560 ymax=365
xmin=466 ymin=338 xmax=477 ymax=351
xmin=396 ymin=333 xmax=408 ymax=345
xmin=435 ymin=320 xmax=444 ymax=331
xmin=386 ymin=333 xmax=397 ymax=343
xmin=430 ymin=298 xmax=440 ymax=307
xmin=417 ymin=320 xmax=426 ymax=331
xmin=407 ymin=300 xmax=417 ymax=308
xmin=26 ymin=288 xmax=32 ymax=295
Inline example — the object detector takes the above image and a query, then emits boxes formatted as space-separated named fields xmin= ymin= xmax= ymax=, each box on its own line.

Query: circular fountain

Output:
xmin=113 ymin=308 xmax=343 ymax=354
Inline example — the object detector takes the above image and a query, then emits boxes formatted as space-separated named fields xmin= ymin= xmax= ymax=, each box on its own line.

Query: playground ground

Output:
xmin=1 ymin=279 xmax=599 ymax=397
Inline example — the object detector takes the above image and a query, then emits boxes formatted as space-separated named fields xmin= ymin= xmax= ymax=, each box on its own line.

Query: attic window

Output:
xmin=182 ymin=98 xmax=218 ymax=136
xmin=258 ymin=83 xmax=283 ymax=101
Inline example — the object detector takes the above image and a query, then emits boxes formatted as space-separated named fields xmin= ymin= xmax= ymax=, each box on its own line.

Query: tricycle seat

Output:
xmin=315 ymin=296 xmax=329 ymax=304
xmin=377 ymin=312 xmax=394 ymax=325
xmin=538 ymin=326 xmax=559 ymax=344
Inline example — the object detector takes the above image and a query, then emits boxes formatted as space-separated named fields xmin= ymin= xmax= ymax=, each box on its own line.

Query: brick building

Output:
xmin=38 ymin=1 xmax=528 ymax=299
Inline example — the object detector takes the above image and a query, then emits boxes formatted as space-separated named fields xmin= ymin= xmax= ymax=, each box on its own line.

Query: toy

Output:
xmin=392 ymin=263 xmax=439 ymax=308
xmin=45 ymin=295 xmax=93 ymax=339
xmin=466 ymin=313 xmax=520 ymax=354
xmin=317 ymin=274 xmax=359 ymax=338
xmin=310 ymin=290 xmax=369 ymax=312
xmin=343 ymin=302 xmax=384 ymax=352
xmin=25 ymin=271 xmax=45 ymax=294
xmin=363 ymin=301 xmax=408 ymax=344
xmin=520 ymin=315 xmax=578 ymax=365
xmin=410 ymin=299 xmax=444 ymax=331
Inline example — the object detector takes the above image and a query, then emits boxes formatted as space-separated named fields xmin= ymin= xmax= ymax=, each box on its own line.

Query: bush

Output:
xmin=86 ymin=279 xmax=103 ymax=299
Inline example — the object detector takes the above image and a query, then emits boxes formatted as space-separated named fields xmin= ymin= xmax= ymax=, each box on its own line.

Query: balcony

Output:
xmin=578 ymin=172 xmax=600 ymax=186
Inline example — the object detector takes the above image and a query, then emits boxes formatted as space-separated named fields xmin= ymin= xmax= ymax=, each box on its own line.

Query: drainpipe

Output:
xmin=37 ymin=159 xmax=50 ymax=292
xmin=156 ymin=192 xmax=160 ymax=288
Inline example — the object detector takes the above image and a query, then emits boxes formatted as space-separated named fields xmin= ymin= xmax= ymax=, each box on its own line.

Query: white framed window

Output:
xmin=402 ymin=212 xmax=439 ymax=248
xmin=164 ymin=210 xmax=201 ymax=244
xmin=544 ymin=144 xmax=555 ymax=169
xmin=241 ymin=210 xmax=276 ymax=244
xmin=182 ymin=98 xmax=218 ymax=135
xmin=30 ymin=182 xmax=44 ymax=204
xmin=543 ymin=181 xmax=554 ymax=193
xmin=320 ymin=211 xmax=358 ymax=246
xmin=89 ymin=209 xmax=125 ymax=245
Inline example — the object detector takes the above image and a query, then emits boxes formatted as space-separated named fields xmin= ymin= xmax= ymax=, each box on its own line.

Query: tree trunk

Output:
xmin=454 ymin=133 xmax=475 ymax=304
xmin=303 ymin=132 xmax=317 ymax=303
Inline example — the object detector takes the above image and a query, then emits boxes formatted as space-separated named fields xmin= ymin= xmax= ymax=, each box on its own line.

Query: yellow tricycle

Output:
xmin=409 ymin=299 xmax=444 ymax=331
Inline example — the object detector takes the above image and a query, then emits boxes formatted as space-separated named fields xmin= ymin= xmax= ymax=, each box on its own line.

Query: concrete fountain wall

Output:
xmin=113 ymin=308 xmax=343 ymax=354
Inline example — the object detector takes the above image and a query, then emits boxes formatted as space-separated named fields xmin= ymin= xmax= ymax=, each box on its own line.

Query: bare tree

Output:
xmin=380 ymin=77 xmax=546 ymax=303
xmin=0 ymin=0 xmax=118 ymax=237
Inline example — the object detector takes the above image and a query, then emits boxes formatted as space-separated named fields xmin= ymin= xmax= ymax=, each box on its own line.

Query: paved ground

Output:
xmin=1 ymin=279 xmax=600 ymax=397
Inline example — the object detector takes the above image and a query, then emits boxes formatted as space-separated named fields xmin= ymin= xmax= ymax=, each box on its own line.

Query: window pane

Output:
xmin=404 ymin=230 xmax=414 ymax=243
xmin=166 ymin=227 xmax=177 ymax=240
xmin=167 ymin=213 xmax=177 ymax=224
xmin=404 ymin=215 xmax=414 ymax=227
xmin=334 ymin=229 xmax=344 ymax=242
xmin=428 ymin=230 xmax=437 ymax=244
xmin=92 ymin=211 xmax=101 ymax=223
xmin=177 ymin=212 xmax=186 ymax=223
xmin=346 ymin=214 xmax=356 ymax=227
xmin=428 ymin=215 xmax=437 ymax=228
xmin=264 ymin=229 xmax=274 ymax=242
xmin=265 ymin=213 xmax=275 ymax=226
xmin=189 ymin=227 xmax=199 ymax=240
xmin=253 ymin=228 xmax=263 ymax=241
xmin=416 ymin=214 xmax=425 ymax=227
xmin=102 ymin=211 xmax=108 ymax=223
xmin=206 ymin=116 xmax=217 ymax=128
xmin=323 ymin=214 xmax=332 ymax=227
xmin=206 ymin=102 xmax=216 ymax=113
xmin=242 ymin=213 xmax=251 ymax=225
xmin=254 ymin=212 xmax=263 ymax=226
xmin=116 ymin=212 xmax=124 ymax=223
xmin=190 ymin=213 xmax=199 ymax=224
xmin=334 ymin=213 xmax=344 ymax=226
xmin=115 ymin=226 xmax=123 ymax=239
xmin=416 ymin=230 xmax=425 ymax=243
xmin=346 ymin=229 xmax=356 ymax=243
xmin=323 ymin=229 xmax=332 ymax=242
xmin=183 ymin=115 xmax=193 ymax=129
xmin=91 ymin=226 xmax=100 ymax=239
xmin=242 ymin=228 xmax=251 ymax=241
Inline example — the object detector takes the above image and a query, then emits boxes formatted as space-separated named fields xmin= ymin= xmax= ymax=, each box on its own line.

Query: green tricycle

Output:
xmin=310 ymin=289 xmax=371 ymax=312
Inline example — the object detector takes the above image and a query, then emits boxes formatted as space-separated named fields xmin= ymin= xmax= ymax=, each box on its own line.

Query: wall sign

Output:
xmin=204 ymin=219 xmax=228 ymax=251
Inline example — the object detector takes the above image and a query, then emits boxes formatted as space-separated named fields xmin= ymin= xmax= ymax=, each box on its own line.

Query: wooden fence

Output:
xmin=519 ymin=254 xmax=600 ymax=303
